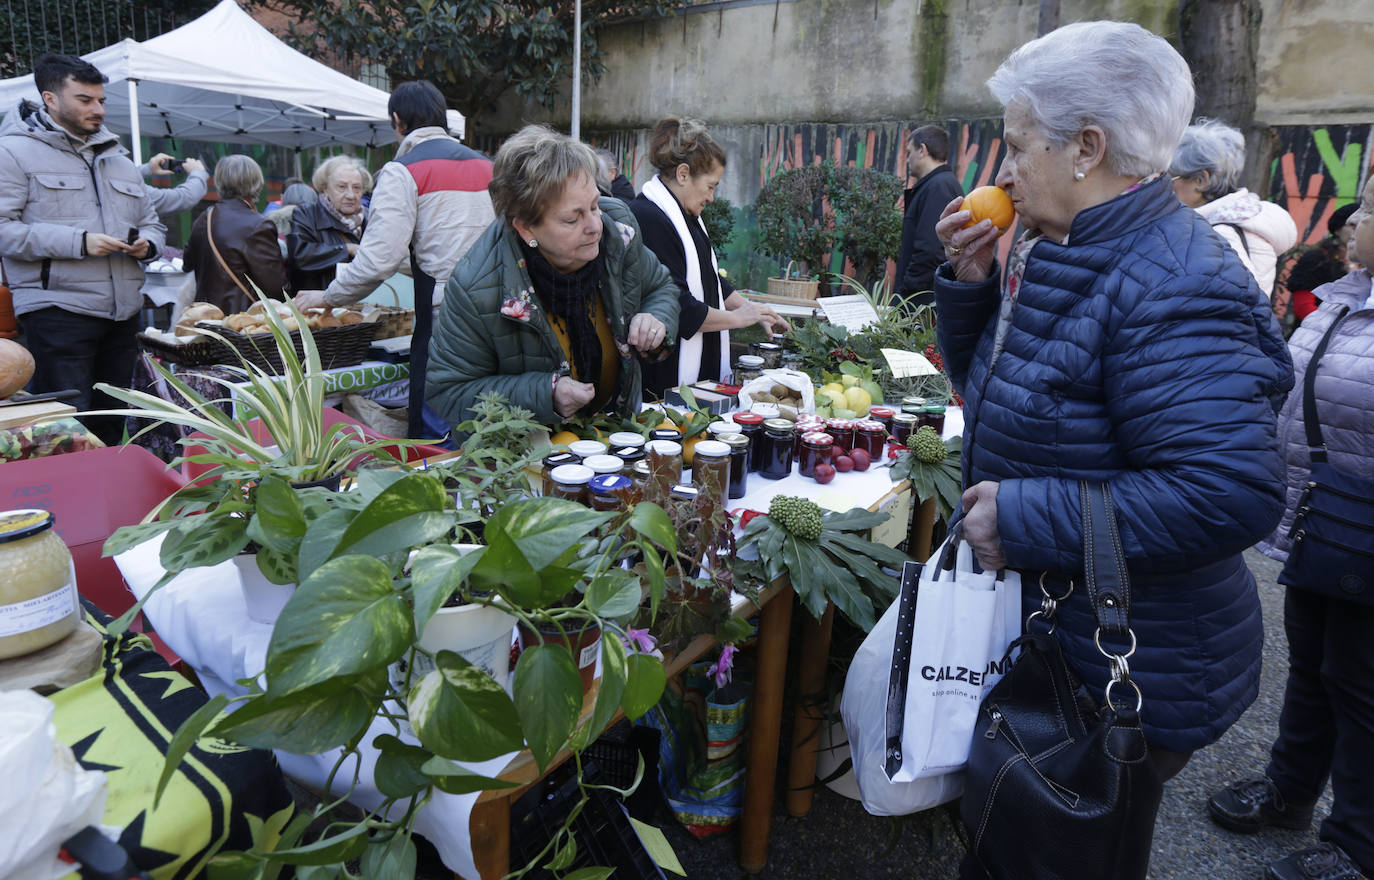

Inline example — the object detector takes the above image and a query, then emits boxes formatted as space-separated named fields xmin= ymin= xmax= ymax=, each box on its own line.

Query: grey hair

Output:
xmin=213 ymin=154 xmax=265 ymax=201
xmin=986 ymin=21 xmax=1194 ymax=177
xmin=1170 ymin=118 xmax=1246 ymax=200
xmin=592 ymin=147 xmax=616 ymax=188
xmin=311 ymin=155 xmax=373 ymax=193
xmin=489 ymin=125 xmax=599 ymax=225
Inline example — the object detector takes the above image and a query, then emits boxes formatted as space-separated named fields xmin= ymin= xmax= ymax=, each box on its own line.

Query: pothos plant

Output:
xmin=156 ymin=470 xmax=680 ymax=879
xmin=734 ymin=495 xmax=909 ymax=631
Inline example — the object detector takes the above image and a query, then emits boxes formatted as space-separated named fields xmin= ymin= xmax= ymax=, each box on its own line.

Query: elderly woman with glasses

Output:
xmin=286 ymin=155 xmax=371 ymax=293
xmin=1171 ymin=118 xmax=1298 ymax=298
xmin=933 ymin=22 xmax=1294 ymax=876
xmin=426 ymin=125 xmax=679 ymax=433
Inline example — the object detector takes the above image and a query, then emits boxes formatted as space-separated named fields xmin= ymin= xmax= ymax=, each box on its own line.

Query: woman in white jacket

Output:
xmin=1171 ymin=119 xmax=1297 ymax=298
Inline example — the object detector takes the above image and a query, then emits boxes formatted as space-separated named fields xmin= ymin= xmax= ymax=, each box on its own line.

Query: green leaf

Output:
xmin=296 ymin=507 xmax=353 ymax=581
xmin=206 ymin=852 xmax=266 ymax=880
xmin=260 ymin=822 xmax=370 ymax=866
xmin=409 ymin=650 xmax=524 ymax=762
xmin=485 ymin=497 xmax=613 ymax=570
xmin=419 ymin=756 xmax=521 ymax=795
xmin=372 ymin=734 xmax=433 ymax=799
xmin=563 ymin=868 xmax=615 ymax=880
xmin=549 ymin=832 xmax=577 ymax=871
xmin=252 ymin=545 xmax=297 ymax=586
xmin=215 ymin=674 xmax=379 ymax=754
xmin=265 ymin=555 xmax=413 ymax=697
xmin=341 ymin=511 xmax=459 ymax=561
xmin=247 ymin=477 xmax=307 ymax=554
xmin=332 ymin=472 xmax=447 ymax=557
xmin=159 ymin=514 xmax=250 ymax=571
xmin=360 ymin=831 xmax=416 ymax=879
xmin=584 ymin=634 xmax=627 ymax=744
xmin=155 ymin=692 xmax=229 ymax=807
xmin=628 ymin=816 xmax=686 ymax=875
xmin=512 ymin=643 xmax=583 ymax=770
xmin=585 ymin=571 xmax=642 ymax=619
xmin=628 ymin=501 xmax=675 ymax=551
xmin=291 ymin=867 xmax=341 ymax=880
xmin=641 ymin=542 xmax=665 ymax=621
xmin=410 ymin=544 xmax=485 ymax=635
xmin=103 ymin=518 xmax=180 ymax=557
xmin=470 ymin=530 xmax=541 ymax=607
xmin=622 ymin=653 xmax=667 ymax=720
xmin=356 ymin=465 xmax=410 ymax=501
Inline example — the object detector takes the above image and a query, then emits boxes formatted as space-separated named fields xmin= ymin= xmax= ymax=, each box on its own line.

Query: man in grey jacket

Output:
xmin=295 ymin=80 xmax=494 ymax=441
xmin=0 ymin=53 xmax=165 ymax=444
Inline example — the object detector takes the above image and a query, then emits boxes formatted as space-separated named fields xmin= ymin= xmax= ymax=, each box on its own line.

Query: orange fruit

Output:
xmin=681 ymin=433 xmax=702 ymax=467
xmin=961 ymin=185 xmax=1015 ymax=233
xmin=549 ymin=430 xmax=580 ymax=449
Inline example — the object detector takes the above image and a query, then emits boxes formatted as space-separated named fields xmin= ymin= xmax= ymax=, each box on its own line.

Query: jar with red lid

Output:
xmin=853 ymin=420 xmax=888 ymax=459
xmin=731 ymin=412 xmax=764 ymax=471
xmin=825 ymin=418 xmax=856 ymax=451
xmin=797 ymin=431 xmax=834 ymax=478
xmin=891 ymin=412 xmax=919 ymax=447
xmin=867 ymin=406 xmax=896 ymax=432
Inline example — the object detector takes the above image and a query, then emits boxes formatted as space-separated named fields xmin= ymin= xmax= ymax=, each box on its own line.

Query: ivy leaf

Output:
xmin=512 ymin=643 xmax=583 ymax=771
xmin=485 ymin=497 xmax=612 ymax=570
xmin=247 ymin=476 xmax=306 ymax=555
xmin=215 ymin=673 xmax=380 ymax=754
xmin=622 ymin=653 xmax=666 ymax=720
xmin=360 ymin=831 xmax=416 ymax=878
xmin=409 ymin=650 xmax=524 ymax=762
xmin=372 ymin=734 xmax=433 ymax=799
xmin=409 ymin=544 xmax=485 ymax=635
xmin=418 ymin=757 xmax=521 ymax=795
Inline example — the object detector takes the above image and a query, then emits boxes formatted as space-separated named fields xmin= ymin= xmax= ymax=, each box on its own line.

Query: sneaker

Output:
xmin=1208 ymin=776 xmax=1315 ymax=833
xmin=1265 ymin=842 xmax=1369 ymax=880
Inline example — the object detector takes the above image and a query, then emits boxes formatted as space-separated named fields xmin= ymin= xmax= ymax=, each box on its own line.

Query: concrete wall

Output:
xmin=1257 ymin=0 xmax=1374 ymax=126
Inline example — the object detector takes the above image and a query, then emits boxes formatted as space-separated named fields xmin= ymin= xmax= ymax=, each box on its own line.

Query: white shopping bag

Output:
xmin=840 ymin=536 xmax=1020 ymax=815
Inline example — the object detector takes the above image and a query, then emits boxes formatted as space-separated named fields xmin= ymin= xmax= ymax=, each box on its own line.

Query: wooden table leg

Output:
xmin=909 ymin=496 xmax=937 ymax=561
xmin=469 ymin=796 xmax=511 ymax=880
xmin=784 ymin=600 xmax=835 ymax=817
xmin=738 ymin=583 xmax=795 ymax=874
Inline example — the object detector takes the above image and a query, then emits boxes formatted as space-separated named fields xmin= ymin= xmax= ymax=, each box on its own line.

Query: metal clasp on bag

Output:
xmin=1025 ymin=572 xmax=1073 ymax=632
xmin=1098 ymin=626 xmax=1143 ymax=713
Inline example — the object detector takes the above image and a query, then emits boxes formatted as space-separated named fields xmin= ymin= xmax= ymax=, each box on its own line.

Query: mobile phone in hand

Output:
xmin=168 ymin=159 xmax=185 ymax=174
xmin=126 ymin=227 xmax=139 ymax=245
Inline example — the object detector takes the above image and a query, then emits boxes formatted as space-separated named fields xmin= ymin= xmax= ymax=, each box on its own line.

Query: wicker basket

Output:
xmin=367 ymin=305 xmax=414 ymax=339
xmin=766 ymin=261 xmax=819 ymax=300
xmin=138 ymin=322 xmax=379 ymax=374
xmin=136 ymin=330 xmax=231 ymax=367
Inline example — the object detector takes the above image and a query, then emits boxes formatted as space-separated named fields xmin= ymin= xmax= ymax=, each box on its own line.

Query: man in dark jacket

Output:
xmin=896 ymin=125 xmax=962 ymax=308
xmin=0 ymin=53 xmax=164 ymax=444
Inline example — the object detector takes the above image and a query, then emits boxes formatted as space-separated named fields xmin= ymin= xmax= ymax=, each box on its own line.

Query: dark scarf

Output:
xmin=522 ymin=243 xmax=606 ymax=388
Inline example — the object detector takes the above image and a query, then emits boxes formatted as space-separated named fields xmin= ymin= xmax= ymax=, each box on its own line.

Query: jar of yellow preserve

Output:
xmin=0 ymin=509 xmax=79 ymax=660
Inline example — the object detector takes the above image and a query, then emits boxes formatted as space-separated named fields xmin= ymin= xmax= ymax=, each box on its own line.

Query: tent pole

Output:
xmin=570 ymin=0 xmax=581 ymax=140
xmin=127 ymin=78 xmax=142 ymax=165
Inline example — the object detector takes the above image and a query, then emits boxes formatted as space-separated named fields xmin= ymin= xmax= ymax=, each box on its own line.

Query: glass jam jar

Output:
xmin=589 ymin=474 xmax=632 ymax=512
xmin=825 ymin=418 xmax=856 ymax=451
xmin=612 ymin=446 xmax=645 ymax=473
xmin=690 ymin=439 xmax=732 ymax=508
xmin=582 ymin=454 xmax=626 ymax=477
xmin=797 ymin=431 xmax=834 ymax=478
xmin=731 ymin=412 xmax=764 ymax=471
xmin=707 ymin=420 xmax=739 ymax=439
xmin=900 ymin=396 xmax=927 ymax=415
xmin=720 ymin=433 xmax=750 ymax=500
xmin=606 ymin=432 xmax=645 ymax=451
xmin=646 ymin=439 xmax=684 ymax=483
xmin=867 ymin=406 xmax=896 ymax=433
xmin=758 ymin=419 xmax=796 ymax=480
xmin=749 ymin=402 xmax=780 ymax=422
xmin=853 ymin=420 xmax=888 ymax=459
xmin=0 ymin=509 xmax=79 ymax=660
xmin=891 ymin=412 xmax=919 ymax=447
xmin=733 ymin=354 xmax=766 ymax=385
xmin=548 ymin=464 xmax=594 ymax=505
xmin=540 ymin=451 xmax=577 ymax=496
xmin=567 ymin=439 xmax=608 ymax=461
xmin=780 ymin=350 xmax=804 ymax=372
xmin=922 ymin=404 xmax=947 ymax=436
xmin=649 ymin=428 xmax=682 ymax=443
xmin=750 ymin=341 xmax=782 ymax=369
xmin=630 ymin=459 xmax=652 ymax=492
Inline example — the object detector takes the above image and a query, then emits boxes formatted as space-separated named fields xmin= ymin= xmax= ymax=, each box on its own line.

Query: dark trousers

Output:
xmin=1266 ymin=587 xmax=1374 ymax=874
xmin=21 ymin=307 xmax=138 ymax=447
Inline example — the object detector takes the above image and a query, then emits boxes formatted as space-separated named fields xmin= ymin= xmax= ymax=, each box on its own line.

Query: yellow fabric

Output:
xmin=545 ymin=296 xmax=619 ymax=413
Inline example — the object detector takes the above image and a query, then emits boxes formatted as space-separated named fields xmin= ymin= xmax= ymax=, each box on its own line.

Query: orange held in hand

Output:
xmin=961 ymin=185 xmax=1015 ymax=233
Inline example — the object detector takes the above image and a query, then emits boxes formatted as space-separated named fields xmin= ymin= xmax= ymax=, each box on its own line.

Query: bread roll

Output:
xmin=181 ymin=302 xmax=225 ymax=324
xmin=315 ymin=313 xmax=341 ymax=329
xmin=224 ymin=313 xmax=256 ymax=332
xmin=174 ymin=322 xmax=205 ymax=338
xmin=280 ymin=316 xmax=299 ymax=332
xmin=247 ymin=301 xmax=268 ymax=316
xmin=337 ymin=310 xmax=363 ymax=325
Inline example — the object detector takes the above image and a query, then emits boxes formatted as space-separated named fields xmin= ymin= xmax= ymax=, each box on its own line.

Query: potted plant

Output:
xmin=92 ymin=290 xmax=413 ymax=625
xmin=155 ymin=478 xmax=681 ymax=878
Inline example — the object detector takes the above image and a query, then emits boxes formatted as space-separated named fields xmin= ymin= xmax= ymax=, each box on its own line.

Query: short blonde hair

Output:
xmin=213 ymin=154 xmax=264 ymax=201
xmin=312 ymin=155 xmax=373 ymax=193
xmin=489 ymin=125 xmax=599 ymax=226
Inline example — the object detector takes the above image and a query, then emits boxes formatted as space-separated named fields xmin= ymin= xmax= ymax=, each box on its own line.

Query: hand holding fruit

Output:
xmin=935 ymin=186 xmax=1013 ymax=283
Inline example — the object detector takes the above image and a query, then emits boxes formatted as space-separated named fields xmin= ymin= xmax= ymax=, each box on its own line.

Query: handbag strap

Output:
xmin=205 ymin=206 xmax=254 ymax=301
xmin=1080 ymin=480 xmax=1141 ymax=712
xmin=1300 ymin=305 xmax=1351 ymax=464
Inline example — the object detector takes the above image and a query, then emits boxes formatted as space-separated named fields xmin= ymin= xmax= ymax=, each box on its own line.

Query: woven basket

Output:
xmin=139 ymin=323 xmax=379 ymax=374
xmin=368 ymin=305 xmax=414 ymax=339
xmin=136 ymin=330 xmax=230 ymax=367
xmin=766 ymin=261 xmax=819 ymax=300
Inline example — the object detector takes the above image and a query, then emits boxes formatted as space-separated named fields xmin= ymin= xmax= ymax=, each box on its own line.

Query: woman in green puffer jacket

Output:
xmin=426 ymin=125 xmax=679 ymax=434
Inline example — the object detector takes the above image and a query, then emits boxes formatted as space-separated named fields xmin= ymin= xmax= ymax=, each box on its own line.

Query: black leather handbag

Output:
xmin=960 ymin=482 xmax=1163 ymax=880
xmin=1279 ymin=306 xmax=1374 ymax=604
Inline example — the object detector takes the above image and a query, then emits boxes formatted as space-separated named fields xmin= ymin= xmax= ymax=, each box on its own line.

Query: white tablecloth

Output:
xmin=115 ymin=539 xmax=515 ymax=879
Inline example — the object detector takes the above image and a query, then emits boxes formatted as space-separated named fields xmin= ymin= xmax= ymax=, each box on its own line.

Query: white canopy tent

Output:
xmin=0 ymin=0 xmax=464 ymax=162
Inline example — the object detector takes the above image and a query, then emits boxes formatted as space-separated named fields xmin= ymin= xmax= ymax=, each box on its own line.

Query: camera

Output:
xmin=167 ymin=159 xmax=186 ymax=174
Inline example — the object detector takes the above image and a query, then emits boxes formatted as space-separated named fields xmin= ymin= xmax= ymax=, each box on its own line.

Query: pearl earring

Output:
xmin=528 ymin=238 xmax=538 ymax=247
xmin=1074 ymin=171 xmax=1086 ymax=180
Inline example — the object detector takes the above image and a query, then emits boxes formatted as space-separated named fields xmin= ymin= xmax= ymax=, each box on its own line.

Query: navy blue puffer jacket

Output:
xmin=935 ymin=177 xmax=1294 ymax=752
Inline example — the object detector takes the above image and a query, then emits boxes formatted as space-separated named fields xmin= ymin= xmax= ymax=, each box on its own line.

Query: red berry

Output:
xmin=814 ymin=464 xmax=836 ymax=484
xmin=834 ymin=455 xmax=854 ymax=473
xmin=850 ymin=449 xmax=871 ymax=471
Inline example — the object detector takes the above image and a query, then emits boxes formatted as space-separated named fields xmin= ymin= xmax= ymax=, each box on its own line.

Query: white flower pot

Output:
xmin=234 ymin=554 xmax=294 ymax=625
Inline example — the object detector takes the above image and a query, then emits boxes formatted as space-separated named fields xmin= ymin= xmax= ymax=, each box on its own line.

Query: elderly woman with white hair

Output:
xmin=182 ymin=154 xmax=286 ymax=313
xmin=933 ymin=22 xmax=1293 ymax=876
xmin=286 ymin=154 xmax=371 ymax=292
xmin=1171 ymin=119 xmax=1298 ymax=297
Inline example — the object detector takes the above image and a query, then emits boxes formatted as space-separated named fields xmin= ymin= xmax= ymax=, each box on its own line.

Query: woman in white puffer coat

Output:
xmin=1171 ymin=119 xmax=1298 ymax=298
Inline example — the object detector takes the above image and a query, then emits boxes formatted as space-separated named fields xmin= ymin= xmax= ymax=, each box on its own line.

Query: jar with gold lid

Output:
xmin=0 ymin=509 xmax=79 ymax=660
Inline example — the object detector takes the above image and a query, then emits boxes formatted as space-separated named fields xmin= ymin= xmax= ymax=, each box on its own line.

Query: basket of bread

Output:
xmin=137 ymin=300 xmax=379 ymax=373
